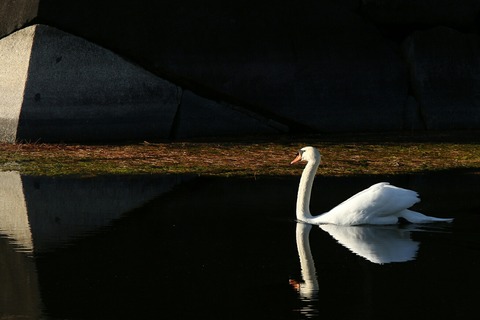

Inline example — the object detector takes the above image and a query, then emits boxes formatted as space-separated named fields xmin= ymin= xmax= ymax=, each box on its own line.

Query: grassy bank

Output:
xmin=1 ymin=132 xmax=479 ymax=177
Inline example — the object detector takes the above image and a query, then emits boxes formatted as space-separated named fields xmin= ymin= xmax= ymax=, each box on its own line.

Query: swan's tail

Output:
xmin=399 ymin=210 xmax=454 ymax=224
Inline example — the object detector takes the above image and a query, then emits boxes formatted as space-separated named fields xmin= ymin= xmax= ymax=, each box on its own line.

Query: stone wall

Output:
xmin=1 ymin=0 xmax=479 ymax=142
xmin=0 ymin=24 xmax=283 ymax=142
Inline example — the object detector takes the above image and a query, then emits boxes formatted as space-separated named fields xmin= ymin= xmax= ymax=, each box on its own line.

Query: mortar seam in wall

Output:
xmin=401 ymin=37 xmax=428 ymax=130
xmin=168 ymin=86 xmax=183 ymax=140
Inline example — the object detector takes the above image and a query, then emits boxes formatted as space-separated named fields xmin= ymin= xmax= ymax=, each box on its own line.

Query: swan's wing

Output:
xmin=323 ymin=183 xmax=420 ymax=225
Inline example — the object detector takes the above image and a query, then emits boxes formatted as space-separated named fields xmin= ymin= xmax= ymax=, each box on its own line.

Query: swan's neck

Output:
xmin=296 ymin=159 xmax=320 ymax=221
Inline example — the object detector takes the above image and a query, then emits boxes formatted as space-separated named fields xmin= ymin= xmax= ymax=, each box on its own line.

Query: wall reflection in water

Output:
xmin=0 ymin=171 xmax=190 ymax=319
xmin=0 ymin=171 xmax=190 ymax=253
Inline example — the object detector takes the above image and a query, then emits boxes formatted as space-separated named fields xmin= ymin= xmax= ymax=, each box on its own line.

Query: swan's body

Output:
xmin=291 ymin=147 xmax=454 ymax=225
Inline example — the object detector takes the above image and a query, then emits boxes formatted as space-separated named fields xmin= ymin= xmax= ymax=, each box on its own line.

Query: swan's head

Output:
xmin=291 ymin=146 xmax=321 ymax=165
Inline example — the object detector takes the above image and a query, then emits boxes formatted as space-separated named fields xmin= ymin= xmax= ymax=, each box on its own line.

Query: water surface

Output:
xmin=0 ymin=172 xmax=479 ymax=319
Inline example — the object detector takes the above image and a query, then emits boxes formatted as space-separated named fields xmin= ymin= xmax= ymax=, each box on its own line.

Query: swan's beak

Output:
xmin=291 ymin=153 xmax=302 ymax=164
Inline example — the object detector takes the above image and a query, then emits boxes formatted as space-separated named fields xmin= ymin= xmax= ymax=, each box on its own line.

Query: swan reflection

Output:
xmin=319 ymin=224 xmax=419 ymax=264
xmin=290 ymin=222 xmax=421 ymax=317
xmin=289 ymin=223 xmax=319 ymax=319
xmin=290 ymin=223 xmax=318 ymax=299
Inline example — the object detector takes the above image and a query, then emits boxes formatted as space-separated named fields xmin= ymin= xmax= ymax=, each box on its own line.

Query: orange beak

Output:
xmin=290 ymin=153 xmax=302 ymax=165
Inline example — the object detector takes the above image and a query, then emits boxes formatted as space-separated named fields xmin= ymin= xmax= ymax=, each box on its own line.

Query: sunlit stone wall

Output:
xmin=0 ymin=27 xmax=34 ymax=142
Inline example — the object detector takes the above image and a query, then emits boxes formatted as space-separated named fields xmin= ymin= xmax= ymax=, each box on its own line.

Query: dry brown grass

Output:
xmin=0 ymin=132 xmax=479 ymax=177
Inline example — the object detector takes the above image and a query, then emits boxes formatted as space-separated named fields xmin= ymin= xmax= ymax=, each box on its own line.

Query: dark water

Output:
xmin=0 ymin=171 xmax=479 ymax=319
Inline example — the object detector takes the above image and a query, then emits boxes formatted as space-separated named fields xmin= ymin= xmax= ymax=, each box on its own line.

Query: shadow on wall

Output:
xmin=36 ymin=0 xmax=412 ymax=132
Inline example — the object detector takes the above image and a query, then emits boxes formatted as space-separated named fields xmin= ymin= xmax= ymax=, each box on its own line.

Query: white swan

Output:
xmin=291 ymin=146 xmax=454 ymax=225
